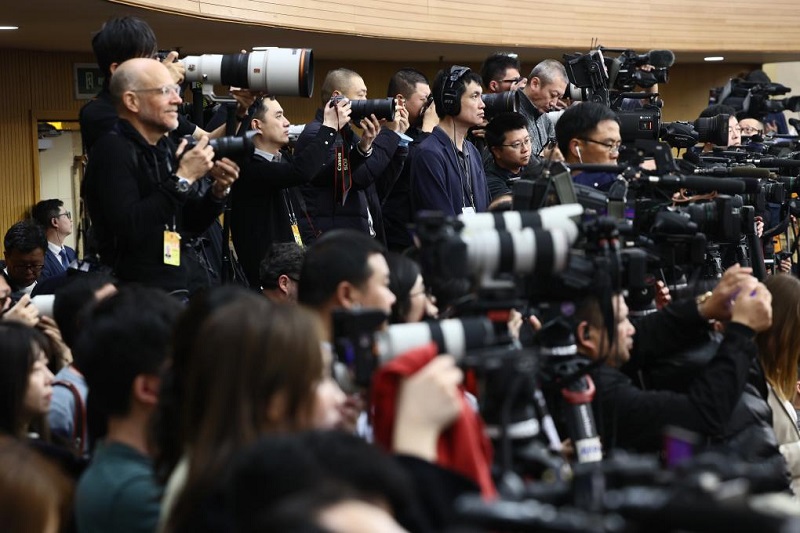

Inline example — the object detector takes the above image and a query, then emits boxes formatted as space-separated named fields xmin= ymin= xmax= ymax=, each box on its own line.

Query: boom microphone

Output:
xmin=639 ymin=50 xmax=675 ymax=69
xmin=645 ymin=174 xmax=746 ymax=194
xmin=694 ymin=166 xmax=774 ymax=179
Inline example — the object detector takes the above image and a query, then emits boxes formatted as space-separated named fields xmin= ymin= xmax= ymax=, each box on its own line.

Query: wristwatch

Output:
xmin=175 ymin=175 xmax=191 ymax=193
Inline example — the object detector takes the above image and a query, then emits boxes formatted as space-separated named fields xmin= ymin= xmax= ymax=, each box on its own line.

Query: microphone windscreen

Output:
xmin=646 ymin=50 xmax=676 ymax=69
xmin=681 ymin=175 xmax=744 ymax=194
xmin=726 ymin=167 xmax=774 ymax=179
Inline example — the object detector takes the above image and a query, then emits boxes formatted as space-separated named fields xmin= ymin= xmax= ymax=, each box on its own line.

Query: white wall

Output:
xmin=763 ymin=62 xmax=800 ymax=131
xmin=37 ymin=131 xmax=81 ymax=250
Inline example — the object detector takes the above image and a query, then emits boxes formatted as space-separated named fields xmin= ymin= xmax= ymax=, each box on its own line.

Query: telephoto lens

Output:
xmin=330 ymin=95 xmax=396 ymax=122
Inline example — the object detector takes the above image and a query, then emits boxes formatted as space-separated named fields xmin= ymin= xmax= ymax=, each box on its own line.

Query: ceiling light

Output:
xmin=0 ymin=26 xmax=18 ymax=30
xmin=704 ymin=56 xmax=724 ymax=62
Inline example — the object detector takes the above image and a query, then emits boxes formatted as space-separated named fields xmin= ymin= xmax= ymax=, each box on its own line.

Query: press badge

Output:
xmin=163 ymin=230 xmax=181 ymax=266
xmin=291 ymin=224 xmax=304 ymax=248
xmin=462 ymin=206 xmax=476 ymax=215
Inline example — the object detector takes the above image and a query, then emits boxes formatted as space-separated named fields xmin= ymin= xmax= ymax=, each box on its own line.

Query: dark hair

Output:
xmin=432 ymin=67 xmax=483 ymax=119
xmin=52 ymin=272 xmax=116 ymax=350
xmin=387 ymin=68 xmax=429 ymax=99
xmin=91 ymin=16 xmax=157 ymax=88
xmin=485 ymin=112 xmax=529 ymax=148
xmin=298 ymin=230 xmax=385 ymax=308
xmin=151 ymin=285 xmax=247 ymax=482
xmin=259 ymin=243 xmax=305 ymax=290
xmin=0 ymin=323 xmax=51 ymax=437
xmin=0 ymin=436 xmax=73 ymax=532
xmin=74 ymin=286 xmax=181 ymax=419
xmin=169 ymin=296 xmax=324 ymax=532
xmin=698 ymin=103 xmax=737 ymax=119
xmin=480 ymin=53 xmax=521 ymax=85
xmin=555 ymin=102 xmax=619 ymax=157
xmin=386 ymin=253 xmax=421 ymax=324
xmin=251 ymin=95 xmax=277 ymax=123
xmin=30 ymin=199 xmax=63 ymax=229
xmin=3 ymin=220 xmax=47 ymax=255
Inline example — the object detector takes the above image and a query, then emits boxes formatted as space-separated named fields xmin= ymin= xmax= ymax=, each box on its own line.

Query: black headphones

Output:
xmin=439 ymin=65 xmax=471 ymax=117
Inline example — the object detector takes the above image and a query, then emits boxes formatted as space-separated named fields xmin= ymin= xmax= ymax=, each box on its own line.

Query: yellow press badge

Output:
xmin=163 ymin=230 xmax=181 ymax=266
xmin=291 ymin=224 xmax=304 ymax=248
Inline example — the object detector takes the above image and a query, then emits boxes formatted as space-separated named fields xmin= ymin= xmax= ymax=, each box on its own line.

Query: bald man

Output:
xmin=82 ymin=58 xmax=239 ymax=296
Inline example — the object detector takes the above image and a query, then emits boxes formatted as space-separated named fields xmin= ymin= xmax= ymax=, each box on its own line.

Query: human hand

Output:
xmin=698 ymin=264 xmax=754 ymax=321
xmin=471 ymin=127 xmax=486 ymax=139
xmin=336 ymin=393 xmax=364 ymax=434
xmin=322 ymin=97 xmax=352 ymax=130
xmin=37 ymin=315 xmax=72 ymax=366
xmin=421 ymin=101 xmax=439 ymax=133
xmin=755 ymin=216 xmax=764 ymax=238
xmin=230 ymin=87 xmax=259 ymax=118
xmin=765 ymin=120 xmax=779 ymax=134
xmin=393 ymin=355 xmax=462 ymax=461
xmin=779 ymin=258 xmax=792 ymax=273
xmin=655 ymin=280 xmax=672 ymax=310
xmin=383 ymin=102 xmax=409 ymax=134
xmin=161 ymin=51 xmax=185 ymax=84
xmin=2 ymin=294 xmax=39 ymax=327
xmin=357 ymin=114 xmax=381 ymax=153
xmin=176 ymin=136 xmax=214 ymax=183
xmin=209 ymin=158 xmax=240 ymax=198
xmin=730 ymin=280 xmax=772 ymax=333
xmin=507 ymin=309 xmax=523 ymax=341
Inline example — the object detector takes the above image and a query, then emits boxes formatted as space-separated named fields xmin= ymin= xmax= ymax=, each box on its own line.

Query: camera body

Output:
xmin=181 ymin=130 xmax=256 ymax=161
xmin=329 ymin=95 xmax=396 ymax=122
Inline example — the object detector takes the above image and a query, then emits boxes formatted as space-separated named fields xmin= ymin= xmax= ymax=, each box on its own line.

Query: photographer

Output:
xmin=297 ymin=68 xmax=409 ymax=244
xmin=573 ymin=266 xmax=772 ymax=454
xmin=556 ymin=102 xmax=621 ymax=191
xmin=518 ymin=59 xmax=567 ymax=162
xmin=229 ymin=95 xmax=351 ymax=289
xmin=82 ymin=58 xmax=239 ymax=296
xmin=483 ymin=112 xmax=532 ymax=202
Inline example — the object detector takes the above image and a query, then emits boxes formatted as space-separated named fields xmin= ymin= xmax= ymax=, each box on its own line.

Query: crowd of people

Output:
xmin=3 ymin=13 xmax=800 ymax=533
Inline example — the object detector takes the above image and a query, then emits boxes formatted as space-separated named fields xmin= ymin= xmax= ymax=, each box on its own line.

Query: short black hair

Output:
xmin=386 ymin=253 xmax=421 ymax=324
xmin=480 ymin=53 xmax=521 ymax=86
xmin=3 ymin=220 xmax=47 ymax=255
xmin=485 ymin=112 xmax=529 ymax=148
xmin=298 ymin=230 xmax=385 ymax=308
xmin=30 ymin=199 xmax=63 ymax=229
xmin=259 ymin=243 xmax=305 ymax=290
xmin=75 ymin=286 xmax=181 ymax=418
xmin=555 ymin=102 xmax=619 ymax=157
xmin=52 ymin=273 xmax=116 ymax=350
xmin=699 ymin=103 xmax=737 ymax=119
xmin=432 ymin=67 xmax=483 ymax=119
xmin=387 ymin=68 xmax=429 ymax=99
xmin=91 ymin=16 xmax=157 ymax=88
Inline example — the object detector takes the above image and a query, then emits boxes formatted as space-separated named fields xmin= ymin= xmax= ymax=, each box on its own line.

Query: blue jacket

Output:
xmin=410 ymin=126 xmax=489 ymax=217
xmin=40 ymin=245 xmax=77 ymax=282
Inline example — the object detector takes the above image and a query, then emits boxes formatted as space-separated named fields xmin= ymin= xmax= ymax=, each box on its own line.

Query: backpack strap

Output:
xmin=53 ymin=380 xmax=86 ymax=456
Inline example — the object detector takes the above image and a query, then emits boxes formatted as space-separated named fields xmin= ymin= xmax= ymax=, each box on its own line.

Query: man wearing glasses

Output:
xmin=31 ymin=199 xmax=77 ymax=282
xmin=1 ymin=220 xmax=47 ymax=303
xmin=484 ymin=112 xmax=532 ymax=202
xmin=480 ymin=53 xmax=527 ymax=95
xmin=555 ymin=102 xmax=622 ymax=191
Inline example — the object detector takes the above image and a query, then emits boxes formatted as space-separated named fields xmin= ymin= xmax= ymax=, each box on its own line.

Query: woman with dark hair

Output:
xmin=386 ymin=252 xmax=437 ymax=324
xmin=757 ymin=274 xmax=800 ymax=498
xmin=163 ymin=289 xmax=345 ymax=533
xmin=0 ymin=322 xmax=54 ymax=439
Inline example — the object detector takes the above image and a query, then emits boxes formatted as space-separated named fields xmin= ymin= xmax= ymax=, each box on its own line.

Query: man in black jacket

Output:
xmin=571 ymin=265 xmax=772 ymax=454
xmin=82 ymin=58 xmax=239 ymax=296
xmin=230 ymin=96 xmax=351 ymax=290
xmin=296 ymin=68 xmax=409 ymax=244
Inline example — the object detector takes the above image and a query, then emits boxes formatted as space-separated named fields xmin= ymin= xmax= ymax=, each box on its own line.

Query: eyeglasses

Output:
xmin=501 ymin=76 xmax=524 ymax=85
xmin=11 ymin=264 xmax=44 ymax=274
xmin=728 ymin=126 xmax=743 ymax=134
xmin=740 ymin=126 xmax=762 ymax=135
xmin=131 ymin=84 xmax=181 ymax=97
xmin=501 ymin=137 xmax=532 ymax=150
xmin=55 ymin=211 xmax=71 ymax=220
xmin=580 ymin=138 xmax=622 ymax=154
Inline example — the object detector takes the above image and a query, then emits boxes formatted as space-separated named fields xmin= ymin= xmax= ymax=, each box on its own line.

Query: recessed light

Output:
xmin=0 ymin=26 xmax=18 ymax=30
xmin=704 ymin=56 xmax=724 ymax=62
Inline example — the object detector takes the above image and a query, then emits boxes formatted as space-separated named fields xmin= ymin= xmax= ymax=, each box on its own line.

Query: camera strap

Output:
xmin=333 ymin=133 xmax=352 ymax=206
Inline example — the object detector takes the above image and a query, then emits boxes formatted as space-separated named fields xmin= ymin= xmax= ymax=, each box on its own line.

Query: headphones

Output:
xmin=439 ymin=65 xmax=471 ymax=117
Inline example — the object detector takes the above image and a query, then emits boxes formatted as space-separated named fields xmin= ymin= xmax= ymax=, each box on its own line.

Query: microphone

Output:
xmin=639 ymin=50 xmax=675 ymax=69
xmin=753 ymin=157 xmax=800 ymax=169
xmin=646 ymin=174 xmax=746 ymax=194
xmin=694 ymin=166 xmax=774 ymax=179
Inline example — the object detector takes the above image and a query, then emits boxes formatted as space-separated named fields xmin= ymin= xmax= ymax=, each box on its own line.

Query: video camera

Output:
xmin=710 ymin=78 xmax=800 ymax=121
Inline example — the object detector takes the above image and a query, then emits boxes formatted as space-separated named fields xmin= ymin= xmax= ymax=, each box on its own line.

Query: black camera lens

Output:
xmin=481 ymin=91 xmax=521 ymax=121
xmin=182 ymin=131 xmax=256 ymax=161
xmin=694 ymin=114 xmax=730 ymax=146
xmin=349 ymin=98 xmax=396 ymax=122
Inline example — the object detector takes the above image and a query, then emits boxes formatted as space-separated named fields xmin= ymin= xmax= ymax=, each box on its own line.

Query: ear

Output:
xmin=250 ymin=118 xmax=261 ymax=132
xmin=108 ymin=62 xmax=120 ymax=75
xmin=570 ymin=140 xmax=582 ymax=160
xmin=122 ymin=91 xmax=140 ymax=114
xmin=132 ymin=374 xmax=160 ymax=407
xmin=488 ymin=80 xmax=500 ymax=93
xmin=264 ymin=390 xmax=288 ymax=428
xmin=277 ymin=274 xmax=291 ymax=296
xmin=50 ymin=216 xmax=59 ymax=229
xmin=334 ymin=280 xmax=358 ymax=309
xmin=489 ymin=145 xmax=503 ymax=162
xmin=576 ymin=321 xmax=598 ymax=357
xmin=331 ymin=90 xmax=343 ymax=98
xmin=795 ymin=380 xmax=800 ymax=398
xmin=529 ymin=76 xmax=540 ymax=89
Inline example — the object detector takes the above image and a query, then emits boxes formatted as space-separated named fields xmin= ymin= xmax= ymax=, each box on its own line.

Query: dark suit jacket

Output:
xmin=40 ymin=245 xmax=77 ymax=282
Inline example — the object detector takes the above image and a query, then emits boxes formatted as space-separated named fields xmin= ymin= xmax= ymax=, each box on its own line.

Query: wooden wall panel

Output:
xmin=121 ymin=0 xmax=800 ymax=54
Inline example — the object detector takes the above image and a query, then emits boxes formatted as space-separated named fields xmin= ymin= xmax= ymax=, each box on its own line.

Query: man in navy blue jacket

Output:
xmin=30 ymin=199 xmax=77 ymax=282
xmin=411 ymin=66 xmax=490 ymax=217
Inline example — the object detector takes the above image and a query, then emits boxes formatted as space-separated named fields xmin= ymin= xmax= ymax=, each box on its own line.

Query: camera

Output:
xmin=710 ymin=78 xmax=800 ymax=121
xmin=329 ymin=95 xmax=396 ymax=122
xmin=181 ymin=130 xmax=256 ymax=161
xmin=182 ymin=48 xmax=314 ymax=97
xmin=481 ymin=90 xmax=521 ymax=121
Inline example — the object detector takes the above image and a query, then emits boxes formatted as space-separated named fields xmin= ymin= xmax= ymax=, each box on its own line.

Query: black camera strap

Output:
xmin=333 ymin=133 xmax=352 ymax=206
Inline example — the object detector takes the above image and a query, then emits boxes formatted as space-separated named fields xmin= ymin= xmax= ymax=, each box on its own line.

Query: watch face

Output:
xmin=176 ymin=178 xmax=190 ymax=192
